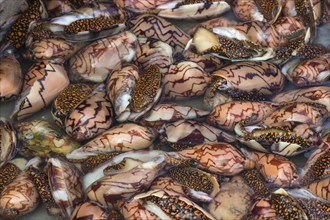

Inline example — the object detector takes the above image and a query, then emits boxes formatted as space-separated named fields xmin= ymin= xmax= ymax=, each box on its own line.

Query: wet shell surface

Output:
xmin=0 ymin=54 xmax=23 ymax=102
xmin=65 ymin=84 xmax=114 ymax=142
xmin=163 ymin=61 xmax=211 ymax=100
xmin=177 ymin=142 xmax=254 ymax=176
xmin=69 ymin=31 xmax=138 ymax=83
xmin=0 ymin=118 xmax=17 ymax=168
xmin=11 ymin=61 xmax=70 ymax=121
xmin=66 ymin=123 xmax=156 ymax=160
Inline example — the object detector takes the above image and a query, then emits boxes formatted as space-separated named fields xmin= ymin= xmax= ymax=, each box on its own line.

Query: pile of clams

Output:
xmin=0 ymin=0 xmax=329 ymax=219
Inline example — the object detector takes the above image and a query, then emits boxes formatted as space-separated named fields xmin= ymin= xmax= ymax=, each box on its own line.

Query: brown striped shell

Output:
xmin=70 ymin=201 xmax=111 ymax=220
xmin=65 ymin=84 xmax=114 ymax=142
xmin=0 ymin=158 xmax=27 ymax=194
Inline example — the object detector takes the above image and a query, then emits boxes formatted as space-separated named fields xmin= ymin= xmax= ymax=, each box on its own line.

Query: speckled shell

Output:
xmin=66 ymin=123 xmax=156 ymax=160
xmin=48 ymin=158 xmax=83 ymax=219
xmin=282 ymin=53 xmax=330 ymax=86
xmin=140 ymin=103 xmax=210 ymax=127
xmin=129 ymin=14 xmax=190 ymax=55
xmin=260 ymin=102 xmax=328 ymax=125
xmin=156 ymin=1 xmax=231 ymax=20
xmin=150 ymin=176 xmax=186 ymax=197
xmin=0 ymin=54 xmax=22 ymax=102
xmin=272 ymin=86 xmax=330 ymax=112
xmin=133 ymin=40 xmax=173 ymax=74
xmin=1 ymin=0 xmax=47 ymax=51
xmin=0 ymin=171 xmax=39 ymax=219
xmin=306 ymin=177 xmax=330 ymax=200
xmin=133 ymin=189 xmax=216 ymax=220
xmin=160 ymin=119 xmax=236 ymax=146
xmin=211 ymin=61 xmax=285 ymax=95
xmin=65 ymin=84 xmax=114 ymax=142
xmin=119 ymin=199 xmax=161 ymax=220
xmin=70 ymin=201 xmax=110 ymax=220
xmin=0 ymin=118 xmax=17 ymax=168
xmin=206 ymin=101 xmax=278 ymax=131
xmin=11 ymin=61 xmax=70 ymax=121
xmin=245 ymin=150 xmax=299 ymax=187
xmin=69 ymin=31 xmax=138 ymax=83
xmin=15 ymin=119 xmax=80 ymax=158
xmin=299 ymin=146 xmax=330 ymax=186
xmin=177 ymin=142 xmax=254 ymax=176
xmin=208 ymin=176 xmax=252 ymax=220
xmin=232 ymin=0 xmax=282 ymax=23
xmin=86 ymin=156 xmax=167 ymax=206
xmin=23 ymin=38 xmax=85 ymax=63
xmin=106 ymin=64 xmax=140 ymax=121
xmin=0 ymin=158 xmax=27 ymax=194
xmin=52 ymin=83 xmax=94 ymax=127
xmin=163 ymin=61 xmax=211 ymax=100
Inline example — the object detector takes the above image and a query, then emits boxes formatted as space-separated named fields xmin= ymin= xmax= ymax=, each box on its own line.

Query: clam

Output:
xmin=208 ymin=176 xmax=253 ymax=220
xmin=139 ymin=103 xmax=210 ymax=127
xmin=65 ymin=84 xmax=114 ymax=142
xmin=306 ymin=177 xmax=330 ymax=201
xmin=162 ymin=61 xmax=211 ymax=100
xmin=166 ymin=165 xmax=220 ymax=202
xmin=86 ymin=155 xmax=169 ymax=207
xmin=260 ymin=102 xmax=328 ymax=126
xmin=0 ymin=54 xmax=23 ymax=102
xmin=0 ymin=157 xmax=40 ymax=220
xmin=232 ymin=0 xmax=282 ymax=24
xmin=159 ymin=119 xmax=236 ymax=147
xmin=106 ymin=64 xmax=140 ymax=122
xmin=69 ymin=31 xmax=138 ymax=83
xmin=114 ymin=0 xmax=173 ymax=10
xmin=0 ymin=0 xmax=48 ymax=53
xmin=235 ymin=122 xmax=319 ymax=156
xmin=282 ymin=53 xmax=330 ymax=86
xmin=132 ymin=189 xmax=216 ymax=219
xmin=23 ymin=38 xmax=85 ymax=63
xmin=188 ymin=26 xmax=274 ymax=61
xmin=119 ymin=198 xmax=161 ymax=220
xmin=0 ymin=158 xmax=27 ymax=194
xmin=206 ymin=101 xmax=278 ymax=131
xmin=156 ymin=0 xmax=231 ymax=20
xmin=52 ymin=83 xmax=94 ymax=127
xmin=251 ymin=188 xmax=308 ymax=219
xmin=11 ymin=61 xmax=70 ymax=121
xmin=15 ymin=119 xmax=80 ymax=158
xmin=133 ymin=39 xmax=173 ymax=74
xmin=0 ymin=118 xmax=17 ymax=168
xmin=150 ymin=176 xmax=187 ymax=197
xmin=66 ymin=123 xmax=157 ymax=161
xmin=27 ymin=157 xmax=83 ymax=218
xmin=272 ymin=86 xmax=330 ymax=112
xmin=242 ymin=149 xmax=299 ymax=187
xmin=175 ymin=142 xmax=255 ymax=176
xmin=129 ymin=14 xmax=190 ymax=55
xmin=45 ymin=0 xmax=82 ymax=17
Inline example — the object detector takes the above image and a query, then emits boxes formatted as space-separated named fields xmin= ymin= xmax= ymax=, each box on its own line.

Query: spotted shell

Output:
xmin=52 ymin=83 xmax=93 ymax=127
xmin=0 ymin=158 xmax=27 ymax=194
xmin=240 ymin=169 xmax=271 ymax=197
xmin=65 ymin=84 xmax=114 ymax=142
xmin=119 ymin=198 xmax=161 ymax=220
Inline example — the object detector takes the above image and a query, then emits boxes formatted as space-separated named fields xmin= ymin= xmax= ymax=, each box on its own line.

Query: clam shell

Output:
xmin=0 ymin=54 xmax=22 ymax=102
xmin=70 ymin=201 xmax=110 ymax=220
xmin=11 ymin=61 xmax=70 ymax=121
xmin=69 ymin=31 xmax=138 ymax=83
xmin=65 ymin=84 xmax=114 ymax=142
xmin=48 ymin=158 xmax=83 ymax=219
xmin=0 ymin=118 xmax=17 ymax=168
